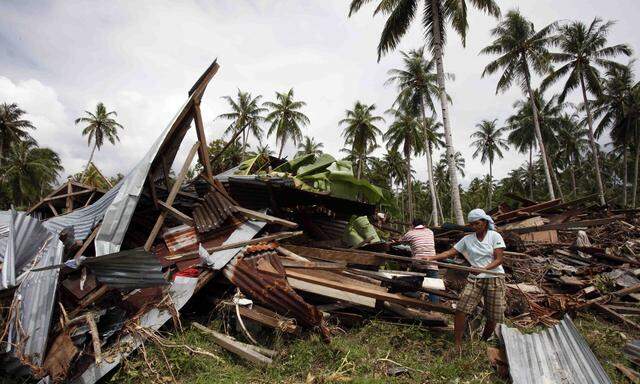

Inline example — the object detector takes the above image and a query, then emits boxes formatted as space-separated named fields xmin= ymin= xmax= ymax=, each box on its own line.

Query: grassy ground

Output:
xmin=106 ymin=312 xmax=638 ymax=384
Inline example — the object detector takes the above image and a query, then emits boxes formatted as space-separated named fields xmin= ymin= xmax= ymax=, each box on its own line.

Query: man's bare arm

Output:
xmin=431 ymin=247 xmax=459 ymax=261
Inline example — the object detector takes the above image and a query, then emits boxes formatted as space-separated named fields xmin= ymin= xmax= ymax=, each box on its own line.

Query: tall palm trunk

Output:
xmin=241 ymin=129 xmax=248 ymax=159
xmin=524 ymin=67 xmax=555 ymax=200
xmin=278 ymin=137 xmax=286 ymax=159
xmin=549 ymin=160 xmax=564 ymax=201
xmin=356 ymin=157 xmax=363 ymax=179
xmin=579 ymin=73 xmax=606 ymax=205
xmin=570 ymin=159 xmax=577 ymax=197
xmin=404 ymin=143 xmax=414 ymax=223
xmin=431 ymin=0 xmax=464 ymax=225
xmin=81 ymin=141 xmax=98 ymax=182
xmin=634 ymin=138 xmax=640 ymax=207
xmin=528 ymin=145 xmax=534 ymax=199
xmin=420 ymin=99 xmax=440 ymax=226
xmin=487 ymin=160 xmax=493 ymax=210
xmin=623 ymin=144 xmax=628 ymax=206
xmin=436 ymin=190 xmax=445 ymax=224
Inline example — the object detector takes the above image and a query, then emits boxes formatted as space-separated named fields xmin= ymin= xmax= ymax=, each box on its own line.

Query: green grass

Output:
xmin=1 ymin=312 xmax=637 ymax=383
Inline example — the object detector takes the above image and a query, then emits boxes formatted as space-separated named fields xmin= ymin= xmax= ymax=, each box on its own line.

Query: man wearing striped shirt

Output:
xmin=400 ymin=219 xmax=440 ymax=303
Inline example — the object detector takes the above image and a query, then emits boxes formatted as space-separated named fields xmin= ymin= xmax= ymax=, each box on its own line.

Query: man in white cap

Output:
xmin=428 ymin=208 xmax=506 ymax=351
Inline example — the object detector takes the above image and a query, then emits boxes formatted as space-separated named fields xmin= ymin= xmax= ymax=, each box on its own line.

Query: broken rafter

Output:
xmin=144 ymin=141 xmax=200 ymax=251
xmin=157 ymin=200 xmax=194 ymax=227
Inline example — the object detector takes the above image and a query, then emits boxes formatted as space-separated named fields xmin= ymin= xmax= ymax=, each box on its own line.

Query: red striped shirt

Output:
xmin=402 ymin=226 xmax=437 ymax=270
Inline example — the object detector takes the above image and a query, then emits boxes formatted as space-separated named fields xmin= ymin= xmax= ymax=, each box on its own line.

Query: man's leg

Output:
xmin=454 ymin=310 xmax=467 ymax=350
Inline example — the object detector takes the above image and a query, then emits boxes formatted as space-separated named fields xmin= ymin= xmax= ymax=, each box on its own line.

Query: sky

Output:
xmin=1 ymin=0 xmax=640 ymax=187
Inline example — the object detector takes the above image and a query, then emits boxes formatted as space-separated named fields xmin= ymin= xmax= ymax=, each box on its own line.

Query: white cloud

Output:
xmin=1 ymin=0 xmax=639 ymax=191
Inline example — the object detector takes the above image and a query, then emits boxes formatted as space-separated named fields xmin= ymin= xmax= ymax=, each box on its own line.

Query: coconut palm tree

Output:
xmin=264 ymin=89 xmax=309 ymax=158
xmin=75 ymin=102 xmax=123 ymax=181
xmin=296 ymin=136 xmax=324 ymax=158
xmin=556 ymin=113 xmax=589 ymax=197
xmin=218 ymin=90 xmax=267 ymax=158
xmin=384 ymin=103 xmax=425 ymax=222
xmin=470 ymin=119 xmax=509 ymax=208
xmin=593 ymin=64 xmax=640 ymax=206
xmin=506 ymin=91 xmax=562 ymax=199
xmin=348 ymin=0 xmax=500 ymax=225
xmin=248 ymin=143 xmax=275 ymax=158
xmin=0 ymin=140 xmax=62 ymax=207
xmin=481 ymin=9 xmax=557 ymax=200
xmin=386 ymin=48 xmax=446 ymax=225
xmin=0 ymin=103 xmax=35 ymax=166
xmin=542 ymin=18 xmax=632 ymax=205
xmin=339 ymin=102 xmax=384 ymax=179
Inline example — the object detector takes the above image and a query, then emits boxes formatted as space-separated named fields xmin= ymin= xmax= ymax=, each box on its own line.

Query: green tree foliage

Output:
xmin=0 ymin=102 xmax=35 ymax=166
xmin=470 ymin=119 xmax=509 ymax=208
xmin=264 ymin=89 xmax=310 ymax=158
xmin=218 ymin=90 xmax=267 ymax=158
xmin=339 ymin=101 xmax=384 ymax=178
xmin=75 ymin=102 xmax=123 ymax=181
xmin=1 ymin=140 xmax=63 ymax=208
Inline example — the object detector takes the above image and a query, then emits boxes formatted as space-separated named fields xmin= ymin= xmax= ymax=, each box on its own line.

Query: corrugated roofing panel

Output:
xmin=1 ymin=209 xmax=52 ymax=288
xmin=201 ymin=220 xmax=266 ymax=269
xmin=4 ymin=239 xmax=64 ymax=370
xmin=85 ymin=249 xmax=168 ymax=290
xmin=500 ymin=314 xmax=612 ymax=384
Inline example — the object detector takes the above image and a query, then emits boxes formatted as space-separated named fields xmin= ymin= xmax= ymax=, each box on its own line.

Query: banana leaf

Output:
xmin=273 ymin=153 xmax=315 ymax=174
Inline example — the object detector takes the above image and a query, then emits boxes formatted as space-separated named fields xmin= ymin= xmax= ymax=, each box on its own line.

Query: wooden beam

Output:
xmin=192 ymin=102 xmax=214 ymax=182
xmin=157 ymin=200 xmax=194 ymax=227
xmin=226 ymin=303 xmax=298 ymax=334
xmin=84 ymin=191 xmax=96 ymax=207
xmin=593 ymin=303 xmax=640 ymax=331
xmin=232 ymin=205 xmax=298 ymax=228
xmin=144 ymin=142 xmax=200 ymax=251
xmin=501 ymin=216 xmax=626 ymax=234
xmin=285 ymin=269 xmax=455 ymax=314
xmin=193 ymin=322 xmax=272 ymax=367
xmin=287 ymin=277 xmax=376 ymax=308
xmin=48 ymin=202 xmax=59 ymax=216
xmin=74 ymin=225 xmax=101 ymax=262
xmin=283 ymin=244 xmax=385 ymax=266
xmin=166 ymin=231 xmax=304 ymax=261
xmin=66 ymin=180 xmax=73 ymax=213
xmin=44 ymin=189 xmax=93 ymax=202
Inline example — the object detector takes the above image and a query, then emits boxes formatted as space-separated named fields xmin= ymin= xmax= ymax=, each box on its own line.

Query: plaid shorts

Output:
xmin=456 ymin=277 xmax=506 ymax=323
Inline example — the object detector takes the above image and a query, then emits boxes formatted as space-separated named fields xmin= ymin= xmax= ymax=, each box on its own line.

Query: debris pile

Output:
xmin=1 ymin=61 xmax=639 ymax=383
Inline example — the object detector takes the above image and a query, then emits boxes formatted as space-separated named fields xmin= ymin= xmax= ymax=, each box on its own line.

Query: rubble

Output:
xmin=1 ymin=60 xmax=640 ymax=383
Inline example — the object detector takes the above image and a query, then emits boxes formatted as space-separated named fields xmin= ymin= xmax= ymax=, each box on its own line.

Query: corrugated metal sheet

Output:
xmin=1 ymin=209 xmax=52 ymax=288
xmin=223 ymin=247 xmax=326 ymax=333
xmin=83 ymin=249 xmax=167 ymax=290
xmin=163 ymin=225 xmax=198 ymax=253
xmin=43 ymin=183 xmax=121 ymax=241
xmin=4 ymin=239 xmax=64 ymax=372
xmin=500 ymin=314 xmax=612 ymax=384
xmin=201 ymin=220 xmax=266 ymax=269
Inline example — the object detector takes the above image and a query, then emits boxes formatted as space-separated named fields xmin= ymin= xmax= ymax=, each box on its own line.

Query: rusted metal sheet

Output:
xmin=163 ymin=225 xmax=198 ymax=253
xmin=223 ymin=245 xmax=329 ymax=339
xmin=193 ymin=189 xmax=239 ymax=233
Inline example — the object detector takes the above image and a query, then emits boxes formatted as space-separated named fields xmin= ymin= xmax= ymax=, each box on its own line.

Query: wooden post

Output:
xmin=66 ymin=179 xmax=73 ymax=213
xmin=193 ymin=102 xmax=214 ymax=182
xmin=48 ymin=202 xmax=59 ymax=216
xmin=144 ymin=142 xmax=200 ymax=251
xmin=84 ymin=191 xmax=96 ymax=207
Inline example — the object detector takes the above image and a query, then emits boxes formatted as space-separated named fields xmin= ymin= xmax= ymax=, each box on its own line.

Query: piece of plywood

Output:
xmin=288 ymin=277 xmax=376 ymax=308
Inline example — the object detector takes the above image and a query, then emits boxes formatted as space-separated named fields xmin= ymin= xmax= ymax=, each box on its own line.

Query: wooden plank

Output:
xmin=233 ymin=205 xmax=298 ymax=228
xmin=614 ymin=363 xmax=640 ymax=384
xmin=48 ymin=202 xmax=59 ymax=216
xmin=593 ymin=303 xmax=640 ymax=331
xmin=192 ymin=102 xmax=214 ymax=183
xmin=285 ymin=269 xmax=455 ymax=314
xmin=383 ymin=302 xmax=447 ymax=325
xmin=326 ymin=247 xmax=505 ymax=277
xmin=66 ymin=180 xmax=73 ymax=213
xmin=74 ymin=225 xmax=101 ymax=262
xmin=229 ymin=304 xmax=298 ymax=334
xmin=287 ymin=277 xmax=376 ymax=308
xmin=83 ymin=191 xmax=96 ymax=207
xmin=45 ymin=189 xmax=93 ymax=202
xmin=193 ymin=322 xmax=272 ymax=367
xmin=144 ymin=142 xmax=200 ymax=251
xmin=283 ymin=244 xmax=385 ymax=266
xmin=501 ymin=216 xmax=626 ymax=234
xmin=166 ymin=231 xmax=303 ymax=261
xmin=157 ymin=200 xmax=194 ymax=227
xmin=280 ymin=259 xmax=346 ymax=270
xmin=494 ymin=199 xmax=562 ymax=222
